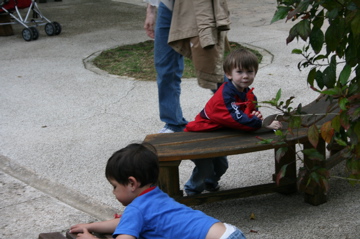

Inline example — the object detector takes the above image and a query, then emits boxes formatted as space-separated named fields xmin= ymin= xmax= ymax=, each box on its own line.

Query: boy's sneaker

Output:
xmin=158 ymin=126 xmax=174 ymax=133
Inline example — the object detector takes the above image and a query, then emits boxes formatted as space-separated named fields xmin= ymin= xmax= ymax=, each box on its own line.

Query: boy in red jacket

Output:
xmin=184 ymin=48 xmax=282 ymax=196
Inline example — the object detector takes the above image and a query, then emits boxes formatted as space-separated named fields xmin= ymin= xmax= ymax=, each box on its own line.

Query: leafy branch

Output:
xmin=261 ymin=0 xmax=360 ymax=191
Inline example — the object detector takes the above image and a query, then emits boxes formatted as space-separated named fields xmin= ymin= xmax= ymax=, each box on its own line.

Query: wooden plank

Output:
xmin=66 ymin=231 xmax=112 ymax=239
xmin=144 ymin=128 xmax=309 ymax=162
xmin=38 ymin=232 xmax=66 ymax=239
xmin=178 ymin=181 xmax=296 ymax=206
xmin=326 ymin=149 xmax=347 ymax=170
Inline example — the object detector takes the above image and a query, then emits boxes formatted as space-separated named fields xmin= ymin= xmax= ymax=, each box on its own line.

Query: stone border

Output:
xmin=83 ymin=42 xmax=274 ymax=79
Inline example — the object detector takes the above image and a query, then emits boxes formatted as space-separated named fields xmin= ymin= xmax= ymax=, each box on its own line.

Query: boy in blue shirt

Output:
xmin=70 ymin=143 xmax=246 ymax=239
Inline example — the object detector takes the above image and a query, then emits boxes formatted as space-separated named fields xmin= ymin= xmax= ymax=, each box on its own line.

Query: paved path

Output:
xmin=1 ymin=0 xmax=359 ymax=238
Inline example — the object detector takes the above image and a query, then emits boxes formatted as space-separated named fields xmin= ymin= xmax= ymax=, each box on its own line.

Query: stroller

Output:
xmin=0 ymin=0 xmax=61 ymax=41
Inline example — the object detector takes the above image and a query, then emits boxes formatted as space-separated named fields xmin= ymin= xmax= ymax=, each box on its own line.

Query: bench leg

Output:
xmin=302 ymin=138 xmax=327 ymax=205
xmin=273 ymin=145 xmax=297 ymax=194
xmin=158 ymin=160 xmax=183 ymax=198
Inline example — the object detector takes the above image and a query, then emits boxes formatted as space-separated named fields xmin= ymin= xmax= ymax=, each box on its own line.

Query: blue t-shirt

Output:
xmin=113 ymin=187 xmax=219 ymax=239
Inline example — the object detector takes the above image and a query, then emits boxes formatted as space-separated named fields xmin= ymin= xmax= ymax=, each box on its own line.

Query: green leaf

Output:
xmin=335 ymin=138 xmax=348 ymax=146
xmin=325 ymin=22 xmax=342 ymax=52
xmin=287 ymin=0 xmax=310 ymax=21
xmin=327 ymin=8 xmax=339 ymax=20
xmin=285 ymin=96 xmax=295 ymax=108
xmin=297 ymin=19 xmax=311 ymax=41
xmin=323 ymin=55 xmax=337 ymax=88
xmin=275 ymin=147 xmax=288 ymax=163
xmin=313 ymin=9 xmax=324 ymax=29
xmin=339 ymin=97 xmax=349 ymax=110
xmin=274 ymin=130 xmax=284 ymax=137
xmin=321 ymin=88 xmax=341 ymax=96
xmin=320 ymin=176 xmax=330 ymax=193
xmin=257 ymin=138 xmax=275 ymax=144
xmin=350 ymin=9 xmax=360 ymax=36
xmin=292 ymin=48 xmax=303 ymax=54
xmin=303 ymin=148 xmax=325 ymax=160
xmin=331 ymin=115 xmax=341 ymax=132
xmin=275 ymin=89 xmax=282 ymax=102
xmin=276 ymin=164 xmax=288 ymax=185
xmin=345 ymin=34 xmax=358 ymax=67
xmin=313 ymin=54 xmax=327 ymax=61
xmin=287 ymin=25 xmax=298 ymax=44
xmin=271 ymin=6 xmax=293 ymax=23
xmin=307 ymin=68 xmax=316 ymax=86
xmin=339 ymin=64 xmax=352 ymax=85
xmin=308 ymin=124 xmax=319 ymax=148
xmin=315 ymin=70 xmax=325 ymax=89
xmin=309 ymin=27 xmax=324 ymax=54
xmin=289 ymin=115 xmax=302 ymax=129
xmin=340 ymin=109 xmax=351 ymax=130
xmin=309 ymin=171 xmax=320 ymax=183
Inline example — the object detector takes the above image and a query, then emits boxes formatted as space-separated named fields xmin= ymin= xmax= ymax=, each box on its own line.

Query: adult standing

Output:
xmin=144 ymin=0 xmax=187 ymax=133
xmin=144 ymin=0 xmax=231 ymax=195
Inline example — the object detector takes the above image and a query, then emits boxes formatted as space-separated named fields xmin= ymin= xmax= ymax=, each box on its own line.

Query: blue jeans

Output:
xmin=227 ymin=228 xmax=246 ymax=239
xmin=184 ymin=156 xmax=228 ymax=195
xmin=154 ymin=3 xmax=187 ymax=132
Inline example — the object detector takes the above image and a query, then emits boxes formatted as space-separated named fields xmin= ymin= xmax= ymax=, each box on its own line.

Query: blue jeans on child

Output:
xmin=184 ymin=156 xmax=228 ymax=195
xmin=226 ymin=228 xmax=246 ymax=239
xmin=154 ymin=2 xmax=187 ymax=132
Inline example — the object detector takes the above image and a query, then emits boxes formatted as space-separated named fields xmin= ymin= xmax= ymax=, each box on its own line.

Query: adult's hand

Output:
xmin=144 ymin=4 xmax=156 ymax=39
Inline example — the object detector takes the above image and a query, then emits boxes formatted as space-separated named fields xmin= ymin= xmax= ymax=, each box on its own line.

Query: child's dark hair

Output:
xmin=223 ymin=48 xmax=259 ymax=75
xmin=105 ymin=143 xmax=159 ymax=187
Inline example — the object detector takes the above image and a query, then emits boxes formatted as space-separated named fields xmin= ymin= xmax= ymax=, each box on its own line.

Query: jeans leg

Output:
xmin=154 ymin=3 xmax=187 ymax=130
xmin=227 ymin=228 xmax=247 ymax=239
xmin=205 ymin=156 xmax=228 ymax=188
xmin=184 ymin=158 xmax=215 ymax=195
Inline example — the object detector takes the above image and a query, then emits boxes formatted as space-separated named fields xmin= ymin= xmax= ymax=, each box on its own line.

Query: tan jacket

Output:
xmin=168 ymin=0 xmax=230 ymax=89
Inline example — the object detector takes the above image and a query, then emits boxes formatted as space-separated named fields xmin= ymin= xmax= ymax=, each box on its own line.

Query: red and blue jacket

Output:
xmin=185 ymin=82 xmax=262 ymax=132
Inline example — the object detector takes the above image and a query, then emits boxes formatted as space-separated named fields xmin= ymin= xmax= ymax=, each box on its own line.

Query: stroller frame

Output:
xmin=0 ymin=0 xmax=61 ymax=41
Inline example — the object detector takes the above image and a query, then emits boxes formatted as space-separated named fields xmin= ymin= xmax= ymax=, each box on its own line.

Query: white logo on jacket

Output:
xmin=231 ymin=102 xmax=242 ymax=119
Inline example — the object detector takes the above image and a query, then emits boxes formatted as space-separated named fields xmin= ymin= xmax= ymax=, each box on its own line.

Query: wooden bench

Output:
xmin=143 ymin=95 xmax=343 ymax=206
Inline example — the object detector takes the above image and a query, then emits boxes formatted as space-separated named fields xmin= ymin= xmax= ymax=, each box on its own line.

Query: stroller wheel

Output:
xmin=22 ymin=28 xmax=33 ymax=41
xmin=45 ymin=23 xmax=55 ymax=36
xmin=53 ymin=21 xmax=62 ymax=35
xmin=30 ymin=27 xmax=39 ymax=40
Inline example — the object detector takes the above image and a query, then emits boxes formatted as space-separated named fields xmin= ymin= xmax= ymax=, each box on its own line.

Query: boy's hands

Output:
xmin=251 ymin=111 xmax=263 ymax=120
xmin=266 ymin=120 xmax=282 ymax=130
xmin=75 ymin=228 xmax=96 ymax=239
xmin=70 ymin=223 xmax=91 ymax=234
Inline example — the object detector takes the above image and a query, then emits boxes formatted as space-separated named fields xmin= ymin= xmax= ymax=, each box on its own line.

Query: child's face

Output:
xmin=109 ymin=179 xmax=136 ymax=206
xmin=226 ymin=67 xmax=256 ymax=92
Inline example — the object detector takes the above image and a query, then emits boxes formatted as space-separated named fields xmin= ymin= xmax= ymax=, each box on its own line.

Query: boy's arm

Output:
xmin=115 ymin=235 xmax=136 ymax=239
xmin=70 ymin=218 xmax=120 ymax=234
xmin=207 ymin=101 xmax=262 ymax=131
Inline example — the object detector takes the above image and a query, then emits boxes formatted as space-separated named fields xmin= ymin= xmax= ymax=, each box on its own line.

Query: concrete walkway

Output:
xmin=1 ymin=0 xmax=359 ymax=238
